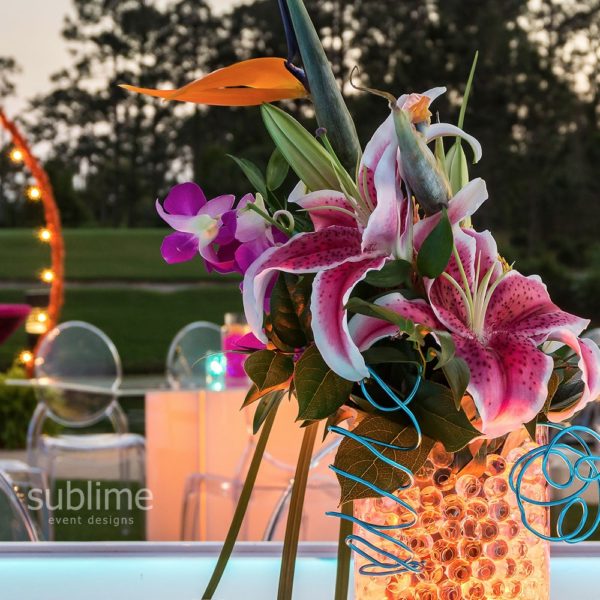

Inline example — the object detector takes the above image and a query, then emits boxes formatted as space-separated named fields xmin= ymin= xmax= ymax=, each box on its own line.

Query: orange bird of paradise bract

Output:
xmin=120 ymin=57 xmax=308 ymax=106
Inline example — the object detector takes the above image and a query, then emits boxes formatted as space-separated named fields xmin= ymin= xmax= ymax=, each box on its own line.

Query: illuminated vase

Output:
xmin=353 ymin=428 xmax=550 ymax=600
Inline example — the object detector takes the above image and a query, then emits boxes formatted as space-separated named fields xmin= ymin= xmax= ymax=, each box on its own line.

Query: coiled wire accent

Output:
xmin=326 ymin=367 xmax=424 ymax=576
xmin=509 ymin=422 xmax=600 ymax=543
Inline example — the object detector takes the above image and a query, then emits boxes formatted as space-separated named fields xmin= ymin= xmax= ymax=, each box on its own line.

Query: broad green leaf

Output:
xmin=548 ymin=369 xmax=584 ymax=413
xmin=362 ymin=344 xmax=420 ymax=365
xmin=524 ymin=416 xmax=538 ymax=443
xmin=269 ymin=274 xmax=312 ymax=348
xmin=285 ymin=0 xmax=361 ymax=171
xmin=261 ymin=104 xmax=340 ymax=192
xmin=364 ymin=259 xmax=412 ymax=288
xmin=333 ymin=414 xmax=434 ymax=503
xmin=345 ymin=297 xmax=426 ymax=346
xmin=266 ymin=147 xmax=289 ymax=191
xmin=441 ymin=356 xmax=470 ymax=410
xmin=227 ymin=154 xmax=268 ymax=199
xmin=243 ymin=350 xmax=294 ymax=406
xmin=410 ymin=378 xmax=480 ymax=451
xmin=294 ymin=345 xmax=353 ymax=421
xmin=416 ymin=208 xmax=453 ymax=278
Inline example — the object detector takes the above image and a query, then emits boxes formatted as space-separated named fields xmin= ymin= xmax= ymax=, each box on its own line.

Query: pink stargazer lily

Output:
xmin=349 ymin=228 xmax=600 ymax=437
xmin=243 ymin=90 xmax=483 ymax=380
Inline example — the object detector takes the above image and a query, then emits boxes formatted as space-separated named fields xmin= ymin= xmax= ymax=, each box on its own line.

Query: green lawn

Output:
xmin=0 ymin=286 xmax=243 ymax=373
xmin=0 ymin=228 xmax=240 ymax=282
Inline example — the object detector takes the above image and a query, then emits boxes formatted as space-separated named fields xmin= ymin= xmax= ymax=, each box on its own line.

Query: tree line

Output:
xmin=1 ymin=0 xmax=599 ymax=319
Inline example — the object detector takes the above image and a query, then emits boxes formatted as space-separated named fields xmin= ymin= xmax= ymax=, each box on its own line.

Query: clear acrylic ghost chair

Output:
xmin=27 ymin=321 xmax=145 ymax=514
xmin=166 ymin=321 xmax=223 ymax=390
xmin=0 ymin=471 xmax=38 ymax=541
xmin=0 ymin=460 xmax=51 ymax=540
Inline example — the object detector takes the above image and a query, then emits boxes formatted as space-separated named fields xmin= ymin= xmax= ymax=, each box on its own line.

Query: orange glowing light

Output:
xmin=18 ymin=350 xmax=34 ymax=365
xmin=40 ymin=269 xmax=55 ymax=283
xmin=9 ymin=147 xmax=24 ymax=163
xmin=26 ymin=185 xmax=42 ymax=201
xmin=38 ymin=228 xmax=52 ymax=242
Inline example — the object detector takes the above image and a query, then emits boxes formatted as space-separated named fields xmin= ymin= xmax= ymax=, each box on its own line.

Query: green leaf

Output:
xmin=253 ymin=390 xmax=285 ymax=434
xmin=524 ymin=417 xmax=538 ymax=442
xmin=266 ymin=147 xmax=289 ymax=191
xmin=446 ymin=141 xmax=469 ymax=196
xmin=294 ymin=345 xmax=353 ymax=421
xmin=457 ymin=51 xmax=479 ymax=130
xmin=333 ymin=415 xmax=434 ymax=503
xmin=227 ymin=154 xmax=268 ymax=199
xmin=410 ymin=379 xmax=480 ymax=451
xmin=261 ymin=104 xmax=341 ymax=193
xmin=364 ymin=259 xmax=412 ymax=288
xmin=416 ymin=208 xmax=453 ymax=278
xmin=345 ymin=297 xmax=426 ymax=346
xmin=243 ymin=350 xmax=294 ymax=406
xmin=428 ymin=330 xmax=456 ymax=370
xmin=441 ymin=356 xmax=470 ymax=410
xmin=285 ymin=0 xmax=361 ymax=171
xmin=362 ymin=343 xmax=420 ymax=365
xmin=269 ymin=274 xmax=312 ymax=348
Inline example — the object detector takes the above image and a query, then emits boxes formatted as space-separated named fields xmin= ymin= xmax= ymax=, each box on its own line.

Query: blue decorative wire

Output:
xmin=509 ymin=422 xmax=600 ymax=543
xmin=326 ymin=367 xmax=424 ymax=576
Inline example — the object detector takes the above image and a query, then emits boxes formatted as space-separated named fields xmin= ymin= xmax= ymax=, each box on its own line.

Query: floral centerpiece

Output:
xmin=125 ymin=1 xmax=600 ymax=598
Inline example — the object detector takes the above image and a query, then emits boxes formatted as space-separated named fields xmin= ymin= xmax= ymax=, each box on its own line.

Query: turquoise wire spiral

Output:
xmin=326 ymin=367 xmax=424 ymax=576
xmin=509 ymin=422 xmax=600 ymax=543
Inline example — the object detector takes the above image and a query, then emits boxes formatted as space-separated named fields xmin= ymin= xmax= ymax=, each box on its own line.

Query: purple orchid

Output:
xmin=349 ymin=227 xmax=600 ymax=438
xmin=156 ymin=182 xmax=236 ymax=270
xmin=243 ymin=90 xmax=483 ymax=381
xmin=156 ymin=183 xmax=285 ymax=275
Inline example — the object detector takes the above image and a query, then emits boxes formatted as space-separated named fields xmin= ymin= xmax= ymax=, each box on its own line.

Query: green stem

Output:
xmin=277 ymin=421 xmax=319 ymax=600
xmin=333 ymin=501 xmax=353 ymax=600
xmin=202 ymin=399 xmax=281 ymax=599
xmin=247 ymin=203 xmax=292 ymax=236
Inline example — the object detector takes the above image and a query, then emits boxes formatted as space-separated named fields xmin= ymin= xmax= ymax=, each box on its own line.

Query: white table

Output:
xmin=0 ymin=541 xmax=596 ymax=599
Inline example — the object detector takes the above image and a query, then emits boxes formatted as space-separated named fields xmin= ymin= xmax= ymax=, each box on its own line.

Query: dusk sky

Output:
xmin=0 ymin=0 xmax=240 ymax=115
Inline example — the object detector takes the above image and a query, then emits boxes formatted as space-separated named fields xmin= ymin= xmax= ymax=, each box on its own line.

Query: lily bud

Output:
xmin=261 ymin=103 xmax=341 ymax=192
xmin=393 ymin=106 xmax=451 ymax=214
xmin=445 ymin=141 xmax=469 ymax=196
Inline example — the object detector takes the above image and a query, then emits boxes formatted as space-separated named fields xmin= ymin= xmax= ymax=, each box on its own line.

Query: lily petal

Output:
xmin=546 ymin=329 xmax=600 ymax=422
xmin=485 ymin=270 xmax=589 ymax=340
xmin=457 ymin=333 xmax=553 ymax=438
xmin=291 ymin=190 xmax=358 ymax=230
xmin=242 ymin=226 xmax=362 ymax=341
xmin=425 ymin=123 xmax=482 ymax=163
xmin=160 ymin=232 xmax=199 ymax=264
xmin=362 ymin=144 xmax=404 ymax=257
xmin=413 ymin=178 xmax=488 ymax=248
xmin=349 ymin=292 xmax=441 ymax=351
xmin=312 ymin=255 xmax=388 ymax=381
xmin=120 ymin=58 xmax=308 ymax=106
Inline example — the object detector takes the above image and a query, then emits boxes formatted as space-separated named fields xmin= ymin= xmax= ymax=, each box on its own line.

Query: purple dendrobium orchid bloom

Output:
xmin=242 ymin=90 xmax=485 ymax=382
xmin=157 ymin=184 xmax=285 ymax=275
xmin=156 ymin=182 xmax=235 ymax=269
xmin=349 ymin=228 xmax=600 ymax=438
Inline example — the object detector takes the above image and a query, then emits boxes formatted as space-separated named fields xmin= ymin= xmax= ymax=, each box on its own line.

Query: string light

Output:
xmin=40 ymin=269 xmax=55 ymax=283
xmin=1 ymin=108 xmax=65 ymax=368
xmin=9 ymin=147 xmax=24 ymax=163
xmin=37 ymin=228 xmax=52 ymax=242
xmin=18 ymin=350 xmax=34 ymax=365
xmin=26 ymin=185 xmax=42 ymax=201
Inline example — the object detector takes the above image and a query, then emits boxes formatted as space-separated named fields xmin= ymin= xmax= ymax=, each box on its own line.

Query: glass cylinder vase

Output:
xmin=353 ymin=428 xmax=550 ymax=600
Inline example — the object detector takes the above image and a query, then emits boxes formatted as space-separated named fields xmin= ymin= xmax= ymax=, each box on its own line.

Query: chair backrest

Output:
xmin=0 ymin=471 xmax=38 ymax=541
xmin=166 ymin=321 xmax=222 ymax=389
xmin=34 ymin=321 xmax=122 ymax=427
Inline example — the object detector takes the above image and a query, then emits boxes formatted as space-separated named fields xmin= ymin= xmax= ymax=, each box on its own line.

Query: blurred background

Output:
xmin=0 ymin=0 xmax=598 ymax=540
